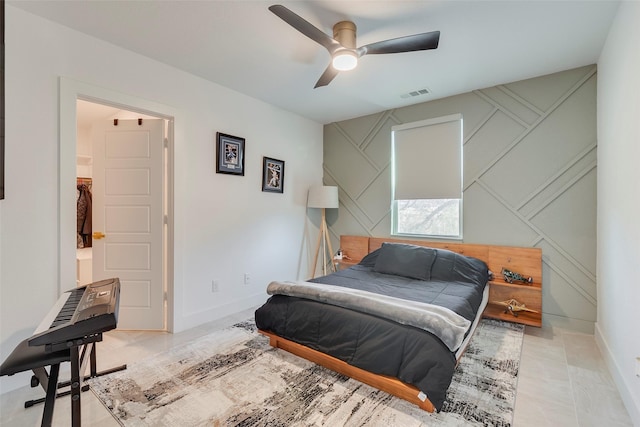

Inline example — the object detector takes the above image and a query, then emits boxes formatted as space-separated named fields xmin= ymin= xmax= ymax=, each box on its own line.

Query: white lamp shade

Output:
xmin=307 ymin=185 xmax=339 ymax=209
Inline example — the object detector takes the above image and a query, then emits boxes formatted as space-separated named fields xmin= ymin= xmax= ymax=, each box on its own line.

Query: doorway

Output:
xmin=76 ymin=101 xmax=167 ymax=330
xmin=60 ymin=77 xmax=175 ymax=332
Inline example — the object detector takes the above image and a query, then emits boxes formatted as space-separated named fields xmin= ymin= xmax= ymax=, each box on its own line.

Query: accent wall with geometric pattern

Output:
xmin=323 ymin=65 xmax=597 ymax=329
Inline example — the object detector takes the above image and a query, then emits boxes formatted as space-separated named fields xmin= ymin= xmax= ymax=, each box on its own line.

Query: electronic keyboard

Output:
xmin=28 ymin=278 xmax=120 ymax=349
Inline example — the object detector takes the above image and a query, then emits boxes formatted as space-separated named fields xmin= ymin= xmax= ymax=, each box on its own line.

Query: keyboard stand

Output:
xmin=43 ymin=335 xmax=126 ymax=427
xmin=1 ymin=334 xmax=127 ymax=427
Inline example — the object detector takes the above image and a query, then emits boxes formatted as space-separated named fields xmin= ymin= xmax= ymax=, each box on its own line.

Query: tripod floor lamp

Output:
xmin=307 ymin=185 xmax=339 ymax=278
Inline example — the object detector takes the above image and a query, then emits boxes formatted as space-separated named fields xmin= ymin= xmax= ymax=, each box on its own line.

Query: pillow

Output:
xmin=429 ymin=248 xmax=456 ymax=281
xmin=373 ymin=243 xmax=437 ymax=281
xmin=358 ymin=249 xmax=380 ymax=268
xmin=430 ymin=248 xmax=489 ymax=285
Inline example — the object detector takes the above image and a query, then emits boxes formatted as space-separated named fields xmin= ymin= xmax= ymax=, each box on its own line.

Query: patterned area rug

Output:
xmin=89 ymin=318 xmax=524 ymax=426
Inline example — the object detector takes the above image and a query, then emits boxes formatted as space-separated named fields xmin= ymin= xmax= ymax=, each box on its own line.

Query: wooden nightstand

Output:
xmin=482 ymin=246 xmax=542 ymax=327
xmin=334 ymin=259 xmax=358 ymax=270
xmin=483 ymin=279 xmax=542 ymax=327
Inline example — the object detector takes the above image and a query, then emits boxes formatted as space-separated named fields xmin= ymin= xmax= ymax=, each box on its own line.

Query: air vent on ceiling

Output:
xmin=400 ymin=88 xmax=430 ymax=99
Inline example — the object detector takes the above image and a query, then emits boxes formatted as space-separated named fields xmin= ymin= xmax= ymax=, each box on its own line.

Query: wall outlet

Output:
xmin=636 ymin=357 xmax=640 ymax=377
xmin=212 ymin=280 xmax=219 ymax=293
xmin=244 ymin=273 xmax=250 ymax=285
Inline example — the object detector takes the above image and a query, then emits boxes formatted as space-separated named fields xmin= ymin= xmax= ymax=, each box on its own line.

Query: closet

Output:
xmin=76 ymin=176 xmax=92 ymax=286
xmin=76 ymin=123 xmax=93 ymax=286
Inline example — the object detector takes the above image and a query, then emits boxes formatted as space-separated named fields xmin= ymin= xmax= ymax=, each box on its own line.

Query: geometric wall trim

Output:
xmin=323 ymin=65 xmax=597 ymax=325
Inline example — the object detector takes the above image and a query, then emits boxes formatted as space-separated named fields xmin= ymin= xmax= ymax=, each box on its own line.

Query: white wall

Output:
xmin=0 ymin=6 xmax=323 ymax=393
xmin=596 ymin=1 xmax=640 ymax=424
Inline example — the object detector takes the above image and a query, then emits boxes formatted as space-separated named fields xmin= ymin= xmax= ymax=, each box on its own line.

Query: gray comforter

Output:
xmin=255 ymin=244 xmax=489 ymax=411
xmin=266 ymin=280 xmax=470 ymax=351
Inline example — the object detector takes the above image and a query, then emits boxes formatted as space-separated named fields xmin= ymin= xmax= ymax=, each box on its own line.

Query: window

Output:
xmin=391 ymin=114 xmax=463 ymax=239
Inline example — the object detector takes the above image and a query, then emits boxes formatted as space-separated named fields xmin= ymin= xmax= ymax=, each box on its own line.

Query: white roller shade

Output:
xmin=392 ymin=114 xmax=462 ymax=200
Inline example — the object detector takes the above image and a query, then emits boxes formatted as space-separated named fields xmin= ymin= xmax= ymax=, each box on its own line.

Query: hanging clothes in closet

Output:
xmin=77 ymin=183 xmax=93 ymax=248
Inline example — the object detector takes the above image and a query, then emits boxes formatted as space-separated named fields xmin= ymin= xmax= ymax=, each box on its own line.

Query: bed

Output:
xmin=255 ymin=235 xmax=540 ymax=412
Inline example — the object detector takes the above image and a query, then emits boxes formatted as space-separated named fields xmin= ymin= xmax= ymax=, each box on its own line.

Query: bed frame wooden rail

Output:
xmin=259 ymin=235 xmax=542 ymax=412
xmin=258 ymin=330 xmax=435 ymax=412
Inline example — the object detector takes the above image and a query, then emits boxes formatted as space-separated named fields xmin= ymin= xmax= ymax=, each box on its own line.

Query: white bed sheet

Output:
xmin=455 ymin=283 xmax=490 ymax=360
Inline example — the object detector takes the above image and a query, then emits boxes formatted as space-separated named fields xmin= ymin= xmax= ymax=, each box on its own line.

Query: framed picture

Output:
xmin=262 ymin=157 xmax=284 ymax=193
xmin=216 ymin=132 xmax=245 ymax=175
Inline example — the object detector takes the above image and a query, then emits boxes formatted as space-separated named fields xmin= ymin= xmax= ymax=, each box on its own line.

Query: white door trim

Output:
xmin=59 ymin=77 xmax=176 ymax=331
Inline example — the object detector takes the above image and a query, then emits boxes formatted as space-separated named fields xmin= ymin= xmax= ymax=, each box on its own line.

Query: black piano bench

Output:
xmin=1 ymin=337 xmax=72 ymax=426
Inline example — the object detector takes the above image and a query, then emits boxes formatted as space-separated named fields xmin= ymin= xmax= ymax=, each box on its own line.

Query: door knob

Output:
xmin=92 ymin=232 xmax=106 ymax=240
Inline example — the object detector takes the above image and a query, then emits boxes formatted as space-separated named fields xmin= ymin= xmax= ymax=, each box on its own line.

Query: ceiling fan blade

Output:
xmin=269 ymin=5 xmax=340 ymax=53
xmin=357 ymin=31 xmax=440 ymax=56
xmin=314 ymin=65 xmax=340 ymax=88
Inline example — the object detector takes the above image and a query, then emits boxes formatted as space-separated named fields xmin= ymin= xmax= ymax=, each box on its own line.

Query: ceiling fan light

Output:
xmin=332 ymin=51 xmax=358 ymax=71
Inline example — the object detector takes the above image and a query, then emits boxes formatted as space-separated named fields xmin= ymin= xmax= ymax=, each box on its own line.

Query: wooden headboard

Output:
xmin=339 ymin=235 xmax=543 ymax=326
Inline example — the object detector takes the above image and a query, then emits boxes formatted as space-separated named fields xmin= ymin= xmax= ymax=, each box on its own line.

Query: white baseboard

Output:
xmin=595 ymin=322 xmax=640 ymax=426
xmin=176 ymin=293 xmax=268 ymax=333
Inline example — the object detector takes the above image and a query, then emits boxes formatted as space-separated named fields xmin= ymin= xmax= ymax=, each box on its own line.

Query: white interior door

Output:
xmin=92 ymin=119 xmax=165 ymax=330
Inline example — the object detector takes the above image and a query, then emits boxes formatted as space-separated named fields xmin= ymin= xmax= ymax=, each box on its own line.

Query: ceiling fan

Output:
xmin=269 ymin=4 xmax=440 ymax=88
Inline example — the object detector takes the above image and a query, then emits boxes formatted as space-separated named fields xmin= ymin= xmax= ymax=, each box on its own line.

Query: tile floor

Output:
xmin=513 ymin=324 xmax=633 ymax=427
xmin=0 ymin=309 xmax=634 ymax=426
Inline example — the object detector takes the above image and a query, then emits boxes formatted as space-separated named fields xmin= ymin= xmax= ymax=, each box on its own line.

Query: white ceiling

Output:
xmin=11 ymin=0 xmax=620 ymax=124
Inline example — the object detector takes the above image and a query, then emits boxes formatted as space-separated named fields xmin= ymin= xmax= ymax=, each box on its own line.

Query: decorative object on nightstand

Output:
xmin=307 ymin=185 xmax=339 ymax=278
xmin=334 ymin=254 xmax=357 ymax=271
xmin=491 ymin=298 xmax=539 ymax=318
xmin=501 ymin=267 xmax=533 ymax=284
